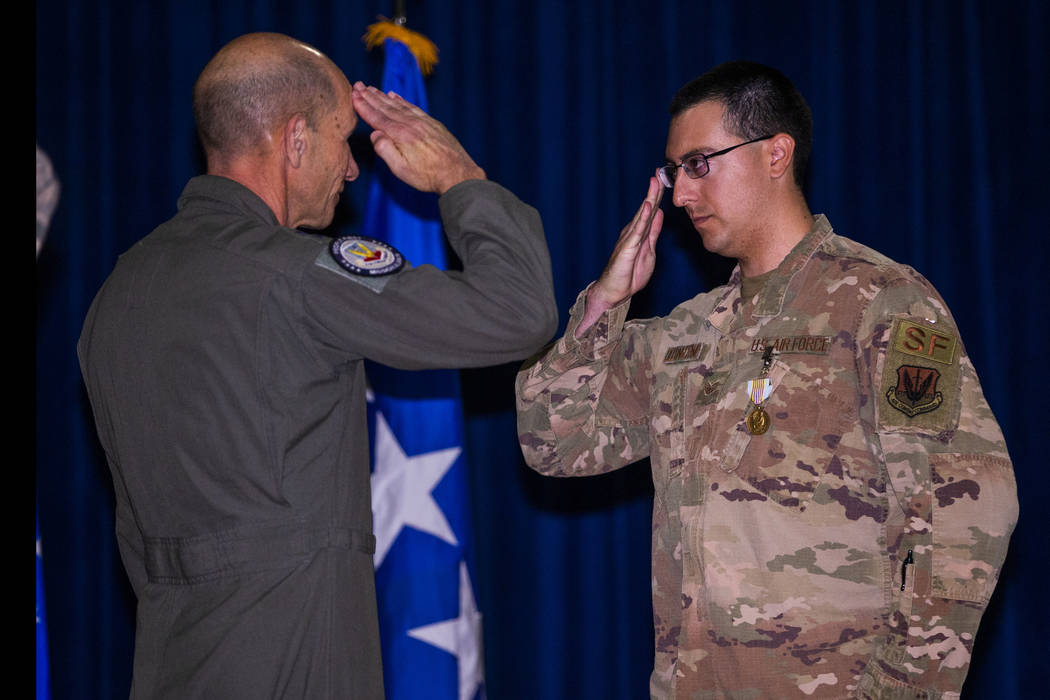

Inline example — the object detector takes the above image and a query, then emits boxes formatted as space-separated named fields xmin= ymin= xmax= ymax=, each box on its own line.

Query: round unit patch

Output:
xmin=329 ymin=235 xmax=404 ymax=276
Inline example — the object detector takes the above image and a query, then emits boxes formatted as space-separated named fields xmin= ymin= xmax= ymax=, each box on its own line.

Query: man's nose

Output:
xmin=672 ymin=169 xmax=696 ymax=208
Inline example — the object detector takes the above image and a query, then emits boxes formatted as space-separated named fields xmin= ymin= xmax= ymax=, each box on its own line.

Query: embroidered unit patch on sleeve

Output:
xmin=330 ymin=236 xmax=404 ymax=276
xmin=878 ymin=318 xmax=961 ymax=432
xmin=314 ymin=237 xmax=411 ymax=294
xmin=886 ymin=365 xmax=943 ymax=417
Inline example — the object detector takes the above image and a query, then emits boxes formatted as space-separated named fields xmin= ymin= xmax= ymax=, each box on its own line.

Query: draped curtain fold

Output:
xmin=36 ymin=1 xmax=1046 ymax=698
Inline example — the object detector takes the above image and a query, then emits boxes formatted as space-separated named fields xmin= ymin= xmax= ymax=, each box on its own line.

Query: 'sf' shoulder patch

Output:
xmin=314 ymin=235 xmax=410 ymax=293
xmin=891 ymin=319 xmax=956 ymax=365
xmin=878 ymin=317 xmax=961 ymax=433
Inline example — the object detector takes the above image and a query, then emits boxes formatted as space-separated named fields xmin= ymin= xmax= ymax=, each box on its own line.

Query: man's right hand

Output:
xmin=351 ymin=82 xmax=485 ymax=195
xmin=576 ymin=176 xmax=664 ymax=337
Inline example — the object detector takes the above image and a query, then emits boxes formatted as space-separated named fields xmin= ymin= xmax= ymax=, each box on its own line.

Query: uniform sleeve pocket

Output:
xmin=929 ymin=453 xmax=1017 ymax=603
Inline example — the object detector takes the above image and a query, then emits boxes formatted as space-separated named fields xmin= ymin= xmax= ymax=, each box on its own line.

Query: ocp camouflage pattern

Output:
xmin=516 ymin=216 xmax=1017 ymax=699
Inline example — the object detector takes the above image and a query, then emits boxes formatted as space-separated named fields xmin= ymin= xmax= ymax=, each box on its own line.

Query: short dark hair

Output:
xmin=193 ymin=49 xmax=336 ymax=158
xmin=669 ymin=61 xmax=812 ymax=187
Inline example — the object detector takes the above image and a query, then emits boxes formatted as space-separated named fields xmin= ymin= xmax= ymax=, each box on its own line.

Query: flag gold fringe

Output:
xmin=363 ymin=18 xmax=439 ymax=76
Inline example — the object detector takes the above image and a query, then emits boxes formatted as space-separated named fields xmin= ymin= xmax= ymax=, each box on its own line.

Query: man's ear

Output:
xmin=768 ymin=133 xmax=795 ymax=180
xmin=283 ymin=114 xmax=308 ymax=169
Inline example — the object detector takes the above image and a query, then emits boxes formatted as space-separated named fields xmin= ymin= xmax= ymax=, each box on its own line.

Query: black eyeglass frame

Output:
xmin=657 ymin=134 xmax=776 ymax=188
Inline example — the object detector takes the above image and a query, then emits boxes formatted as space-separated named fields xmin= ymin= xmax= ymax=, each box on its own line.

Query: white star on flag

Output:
xmin=407 ymin=560 xmax=484 ymax=700
xmin=370 ymin=410 xmax=461 ymax=567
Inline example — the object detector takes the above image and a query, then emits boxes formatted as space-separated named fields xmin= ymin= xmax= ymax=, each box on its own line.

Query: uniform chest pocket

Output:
xmin=689 ymin=359 xmax=855 ymax=509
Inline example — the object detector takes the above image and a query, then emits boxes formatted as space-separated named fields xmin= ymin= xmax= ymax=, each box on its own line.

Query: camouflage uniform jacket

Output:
xmin=516 ymin=216 xmax=1017 ymax=699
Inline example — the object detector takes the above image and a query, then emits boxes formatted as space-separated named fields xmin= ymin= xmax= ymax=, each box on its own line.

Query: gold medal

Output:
xmin=746 ymin=406 xmax=770 ymax=435
xmin=745 ymin=374 xmax=773 ymax=435
xmin=743 ymin=347 xmax=776 ymax=435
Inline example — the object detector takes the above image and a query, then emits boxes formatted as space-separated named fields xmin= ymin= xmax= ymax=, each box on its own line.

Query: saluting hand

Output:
xmin=576 ymin=176 xmax=664 ymax=336
xmin=351 ymin=82 xmax=485 ymax=195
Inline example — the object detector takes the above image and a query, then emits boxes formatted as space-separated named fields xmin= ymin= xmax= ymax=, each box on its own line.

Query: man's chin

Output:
xmin=697 ymin=231 xmax=731 ymax=258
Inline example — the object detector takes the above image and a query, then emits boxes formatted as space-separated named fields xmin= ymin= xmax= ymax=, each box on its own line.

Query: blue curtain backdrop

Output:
xmin=36 ymin=1 xmax=1047 ymax=698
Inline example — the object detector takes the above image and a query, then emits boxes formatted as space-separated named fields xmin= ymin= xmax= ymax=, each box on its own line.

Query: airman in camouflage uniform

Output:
xmin=516 ymin=62 xmax=1017 ymax=699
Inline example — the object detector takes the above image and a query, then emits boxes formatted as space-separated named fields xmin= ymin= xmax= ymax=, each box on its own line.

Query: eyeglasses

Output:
xmin=657 ymin=134 xmax=775 ymax=188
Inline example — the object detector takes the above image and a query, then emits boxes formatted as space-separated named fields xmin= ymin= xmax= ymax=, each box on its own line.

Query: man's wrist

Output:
xmin=436 ymin=166 xmax=487 ymax=195
xmin=576 ymin=284 xmax=624 ymax=339
xmin=586 ymin=282 xmax=627 ymax=311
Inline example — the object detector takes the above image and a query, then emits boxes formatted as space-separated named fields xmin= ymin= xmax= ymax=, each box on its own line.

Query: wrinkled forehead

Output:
xmin=327 ymin=68 xmax=357 ymax=131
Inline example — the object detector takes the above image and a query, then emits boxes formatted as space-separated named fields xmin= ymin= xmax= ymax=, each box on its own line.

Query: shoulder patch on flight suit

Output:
xmin=878 ymin=317 xmax=960 ymax=432
xmin=314 ymin=237 xmax=411 ymax=294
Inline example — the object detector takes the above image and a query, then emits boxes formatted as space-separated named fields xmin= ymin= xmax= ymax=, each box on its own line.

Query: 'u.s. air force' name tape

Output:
xmin=750 ymin=335 xmax=831 ymax=354
xmin=315 ymin=235 xmax=409 ymax=293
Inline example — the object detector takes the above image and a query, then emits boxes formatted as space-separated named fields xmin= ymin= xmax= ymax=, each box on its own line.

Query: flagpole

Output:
xmin=362 ymin=16 xmax=484 ymax=699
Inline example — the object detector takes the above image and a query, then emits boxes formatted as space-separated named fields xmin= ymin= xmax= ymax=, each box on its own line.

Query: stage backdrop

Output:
xmin=36 ymin=1 xmax=1047 ymax=698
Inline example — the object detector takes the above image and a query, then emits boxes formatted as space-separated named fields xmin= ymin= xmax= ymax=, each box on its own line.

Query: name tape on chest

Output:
xmin=663 ymin=343 xmax=709 ymax=364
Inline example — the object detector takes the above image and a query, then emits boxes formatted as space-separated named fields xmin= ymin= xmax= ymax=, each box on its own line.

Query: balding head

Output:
xmin=193 ymin=33 xmax=343 ymax=162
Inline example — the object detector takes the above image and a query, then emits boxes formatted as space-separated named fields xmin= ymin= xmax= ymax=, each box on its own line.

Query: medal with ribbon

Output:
xmin=745 ymin=346 xmax=776 ymax=435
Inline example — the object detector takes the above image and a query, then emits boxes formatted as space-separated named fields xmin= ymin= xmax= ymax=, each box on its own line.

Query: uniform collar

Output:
xmin=706 ymin=214 xmax=834 ymax=334
xmin=177 ymin=175 xmax=282 ymax=227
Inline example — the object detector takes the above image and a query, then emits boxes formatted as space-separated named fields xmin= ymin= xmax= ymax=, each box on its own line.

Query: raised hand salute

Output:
xmin=351 ymin=82 xmax=486 ymax=195
xmin=577 ymin=175 xmax=664 ymax=336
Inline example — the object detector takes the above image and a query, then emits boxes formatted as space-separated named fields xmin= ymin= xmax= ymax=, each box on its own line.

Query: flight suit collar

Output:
xmin=178 ymin=175 xmax=282 ymax=227
xmin=705 ymin=214 xmax=835 ymax=335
